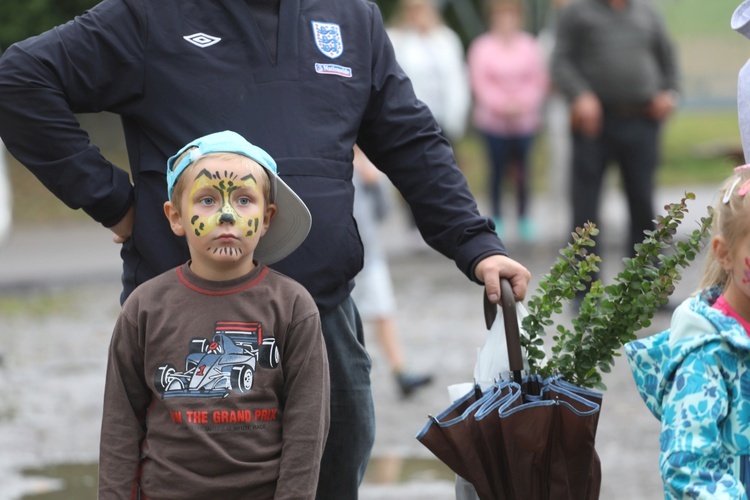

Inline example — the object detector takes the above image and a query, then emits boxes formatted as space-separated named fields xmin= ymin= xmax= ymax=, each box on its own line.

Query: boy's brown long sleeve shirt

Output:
xmin=98 ymin=263 xmax=329 ymax=499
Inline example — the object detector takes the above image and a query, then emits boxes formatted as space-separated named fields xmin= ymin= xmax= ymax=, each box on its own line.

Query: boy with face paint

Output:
xmin=98 ymin=131 xmax=330 ymax=499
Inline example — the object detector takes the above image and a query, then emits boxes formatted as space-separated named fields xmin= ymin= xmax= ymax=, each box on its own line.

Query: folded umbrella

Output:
xmin=418 ymin=279 xmax=603 ymax=500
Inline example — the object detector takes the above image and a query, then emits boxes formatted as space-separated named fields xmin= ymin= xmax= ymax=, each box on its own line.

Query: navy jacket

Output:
xmin=0 ymin=0 xmax=506 ymax=312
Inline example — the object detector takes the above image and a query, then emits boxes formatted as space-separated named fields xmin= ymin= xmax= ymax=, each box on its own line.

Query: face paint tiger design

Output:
xmin=165 ymin=154 xmax=277 ymax=280
xmin=189 ymin=168 xmax=263 ymax=240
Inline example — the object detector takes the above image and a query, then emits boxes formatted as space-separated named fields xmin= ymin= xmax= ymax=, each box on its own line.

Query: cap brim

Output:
xmin=254 ymin=177 xmax=311 ymax=265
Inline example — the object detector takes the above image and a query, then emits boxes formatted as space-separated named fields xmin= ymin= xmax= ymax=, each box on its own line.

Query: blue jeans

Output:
xmin=482 ymin=132 xmax=535 ymax=219
xmin=316 ymin=295 xmax=375 ymax=499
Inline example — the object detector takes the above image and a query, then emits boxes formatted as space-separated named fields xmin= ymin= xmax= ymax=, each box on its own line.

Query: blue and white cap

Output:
xmin=166 ymin=130 xmax=311 ymax=264
xmin=733 ymin=1 xmax=750 ymax=39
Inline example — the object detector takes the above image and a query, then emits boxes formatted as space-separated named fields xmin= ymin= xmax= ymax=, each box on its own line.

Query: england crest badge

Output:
xmin=312 ymin=21 xmax=343 ymax=59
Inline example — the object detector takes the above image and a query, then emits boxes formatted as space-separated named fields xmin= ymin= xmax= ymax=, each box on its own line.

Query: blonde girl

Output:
xmin=626 ymin=165 xmax=750 ymax=498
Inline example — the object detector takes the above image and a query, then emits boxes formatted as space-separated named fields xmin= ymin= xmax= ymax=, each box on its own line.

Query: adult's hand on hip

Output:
xmin=571 ymin=92 xmax=602 ymax=137
xmin=110 ymin=204 xmax=135 ymax=244
xmin=475 ymin=255 xmax=531 ymax=304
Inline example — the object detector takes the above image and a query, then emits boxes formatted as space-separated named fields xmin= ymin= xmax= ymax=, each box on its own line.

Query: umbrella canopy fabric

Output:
xmin=417 ymin=279 xmax=603 ymax=500
xmin=417 ymin=382 xmax=514 ymax=499
xmin=417 ymin=376 xmax=602 ymax=500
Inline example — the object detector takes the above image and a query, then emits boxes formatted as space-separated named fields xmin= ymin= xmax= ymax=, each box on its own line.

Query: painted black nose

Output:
xmin=219 ymin=212 xmax=235 ymax=224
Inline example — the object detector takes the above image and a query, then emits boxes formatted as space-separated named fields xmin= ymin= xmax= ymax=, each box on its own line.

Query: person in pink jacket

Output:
xmin=468 ymin=0 xmax=548 ymax=242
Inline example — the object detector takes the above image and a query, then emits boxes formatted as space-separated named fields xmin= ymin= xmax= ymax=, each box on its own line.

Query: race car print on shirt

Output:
xmin=153 ymin=321 xmax=279 ymax=398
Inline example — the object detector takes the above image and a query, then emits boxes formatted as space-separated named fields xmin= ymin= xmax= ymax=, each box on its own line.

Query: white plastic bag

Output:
xmin=473 ymin=301 xmax=531 ymax=390
xmin=447 ymin=301 xmax=535 ymax=400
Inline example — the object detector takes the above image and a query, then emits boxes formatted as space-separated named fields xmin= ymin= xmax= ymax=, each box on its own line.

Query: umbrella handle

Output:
xmin=484 ymin=279 xmax=524 ymax=382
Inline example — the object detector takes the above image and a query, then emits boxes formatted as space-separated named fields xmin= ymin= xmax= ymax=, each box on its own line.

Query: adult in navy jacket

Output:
xmin=0 ymin=0 xmax=530 ymax=497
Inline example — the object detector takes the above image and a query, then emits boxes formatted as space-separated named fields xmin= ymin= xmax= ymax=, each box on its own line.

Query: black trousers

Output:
xmin=571 ymin=112 xmax=661 ymax=255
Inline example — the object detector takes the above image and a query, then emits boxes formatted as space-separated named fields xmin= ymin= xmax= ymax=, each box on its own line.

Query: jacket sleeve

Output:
xmin=659 ymin=345 xmax=742 ymax=498
xmin=355 ymin=3 xmax=507 ymax=282
xmin=0 ymin=0 xmax=146 ymax=227
xmin=98 ymin=311 xmax=151 ymax=500
xmin=275 ymin=303 xmax=330 ymax=500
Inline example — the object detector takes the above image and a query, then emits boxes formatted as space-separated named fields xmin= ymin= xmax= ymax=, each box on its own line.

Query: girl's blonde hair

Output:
xmin=699 ymin=166 xmax=750 ymax=289
xmin=170 ymin=150 xmax=271 ymax=213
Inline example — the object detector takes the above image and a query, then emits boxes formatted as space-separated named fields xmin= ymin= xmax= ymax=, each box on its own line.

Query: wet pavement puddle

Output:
xmin=19 ymin=457 xmax=454 ymax=498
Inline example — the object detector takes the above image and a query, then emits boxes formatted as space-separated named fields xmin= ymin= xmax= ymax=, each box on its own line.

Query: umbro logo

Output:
xmin=183 ymin=33 xmax=222 ymax=48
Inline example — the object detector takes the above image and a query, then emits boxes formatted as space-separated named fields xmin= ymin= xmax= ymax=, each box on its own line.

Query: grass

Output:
xmin=660 ymin=108 xmax=742 ymax=184
xmin=658 ymin=0 xmax=741 ymax=38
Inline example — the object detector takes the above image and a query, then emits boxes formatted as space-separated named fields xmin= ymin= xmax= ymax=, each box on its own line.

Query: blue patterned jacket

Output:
xmin=625 ymin=287 xmax=750 ymax=499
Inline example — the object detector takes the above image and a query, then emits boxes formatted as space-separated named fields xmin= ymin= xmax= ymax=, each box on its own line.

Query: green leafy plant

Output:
xmin=521 ymin=193 xmax=713 ymax=390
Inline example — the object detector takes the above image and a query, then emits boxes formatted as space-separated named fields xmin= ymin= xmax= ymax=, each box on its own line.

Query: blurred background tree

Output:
xmin=0 ymin=0 xmax=98 ymax=50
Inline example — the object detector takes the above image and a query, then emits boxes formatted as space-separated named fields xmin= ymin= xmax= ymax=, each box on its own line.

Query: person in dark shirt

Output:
xmin=551 ymin=0 xmax=679 ymax=256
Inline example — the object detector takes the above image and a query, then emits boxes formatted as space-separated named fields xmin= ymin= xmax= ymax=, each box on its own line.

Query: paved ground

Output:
xmin=0 ymin=182 xmax=717 ymax=499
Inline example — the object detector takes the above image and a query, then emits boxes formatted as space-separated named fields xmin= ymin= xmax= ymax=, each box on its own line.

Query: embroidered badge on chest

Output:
xmin=311 ymin=21 xmax=343 ymax=59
